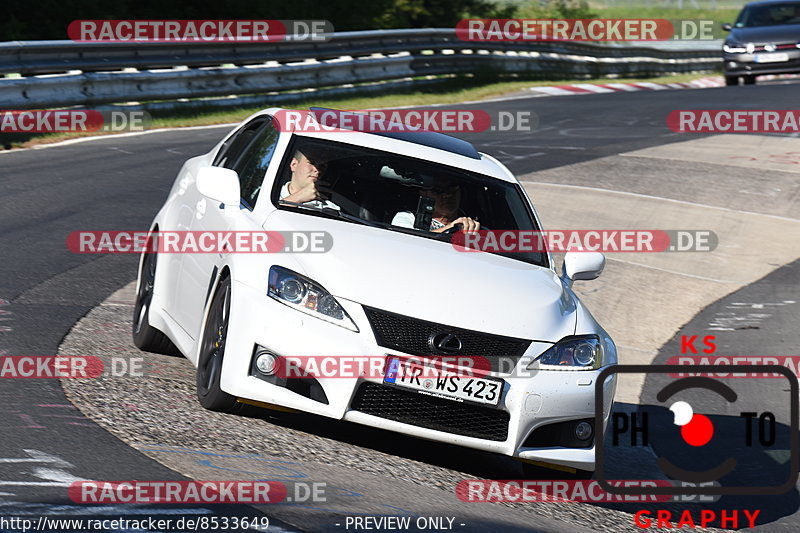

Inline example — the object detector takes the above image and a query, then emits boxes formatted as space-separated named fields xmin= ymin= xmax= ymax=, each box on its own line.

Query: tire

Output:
xmin=725 ymin=75 xmax=739 ymax=86
xmin=743 ymin=76 xmax=756 ymax=85
xmin=196 ymin=276 xmax=238 ymax=412
xmin=521 ymin=461 xmax=594 ymax=480
xmin=132 ymin=234 xmax=180 ymax=356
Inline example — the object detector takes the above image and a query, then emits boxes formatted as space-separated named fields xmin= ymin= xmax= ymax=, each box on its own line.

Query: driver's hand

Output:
xmin=315 ymin=180 xmax=333 ymax=200
xmin=444 ymin=217 xmax=480 ymax=232
xmin=285 ymin=182 xmax=320 ymax=203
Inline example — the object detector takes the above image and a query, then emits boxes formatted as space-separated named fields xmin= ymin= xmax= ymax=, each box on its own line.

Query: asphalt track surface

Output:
xmin=642 ymin=259 xmax=800 ymax=532
xmin=0 ymin=81 xmax=798 ymax=531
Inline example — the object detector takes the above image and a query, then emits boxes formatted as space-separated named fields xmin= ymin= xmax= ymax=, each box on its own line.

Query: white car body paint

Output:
xmin=137 ymin=107 xmax=617 ymax=473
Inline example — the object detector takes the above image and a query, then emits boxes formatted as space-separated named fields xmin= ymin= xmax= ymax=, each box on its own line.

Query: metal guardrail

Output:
xmin=0 ymin=29 xmax=723 ymax=109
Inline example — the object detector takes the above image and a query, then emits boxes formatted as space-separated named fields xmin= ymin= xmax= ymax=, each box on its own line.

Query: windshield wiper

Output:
xmin=278 ymin=200 xmax=380 ymax=228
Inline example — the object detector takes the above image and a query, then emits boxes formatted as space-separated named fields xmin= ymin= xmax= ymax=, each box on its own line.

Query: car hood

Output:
xmin=728 ymin=25 xmax=800 ymax=44
xmin=264 ymin=210 xmax=577 ymax=341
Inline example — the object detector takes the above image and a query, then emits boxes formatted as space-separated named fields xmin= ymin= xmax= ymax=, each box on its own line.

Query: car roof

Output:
xmin=260 ymin=107 xmax=518 ymax=183
xmin=308 ymin=107 xmax=482 ymax=160
xmin=744 ymin=0 xmax=800 ymax=7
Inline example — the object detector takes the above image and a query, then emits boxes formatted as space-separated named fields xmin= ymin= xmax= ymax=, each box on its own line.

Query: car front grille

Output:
xmin=754 ymin=42 xmax=797 ymax=51
xmin=350 ymin=382 xmax=509 ymax=441
xmin=363 ymin=306 xmax=530 ymax=373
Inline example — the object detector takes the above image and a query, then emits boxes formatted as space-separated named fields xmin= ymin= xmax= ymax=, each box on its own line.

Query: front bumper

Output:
xmin=221 ymin=280 xmax=616 ymax=471
xmin=723 ymin=49 xmax=800 ymax=76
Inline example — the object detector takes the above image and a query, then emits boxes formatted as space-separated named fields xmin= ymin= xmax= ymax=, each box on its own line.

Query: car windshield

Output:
xmin=271 ymin=137 xmax=548 ymax=267
xmin=735 ymin=2 xmax=800 ymax=27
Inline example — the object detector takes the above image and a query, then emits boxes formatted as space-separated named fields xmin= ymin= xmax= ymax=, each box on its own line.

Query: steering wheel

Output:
xmin=442 ymin=222 xmax=463 ymax=235
xmin=441 ymin=222 xmax=489 ymax=234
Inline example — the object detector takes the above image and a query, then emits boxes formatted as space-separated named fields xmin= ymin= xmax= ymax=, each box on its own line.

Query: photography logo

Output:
xmin=595 ymin=365 xmax=799 ymax=496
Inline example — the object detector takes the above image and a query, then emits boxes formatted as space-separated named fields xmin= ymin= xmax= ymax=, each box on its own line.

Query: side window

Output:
xmin=230 ymin=119 xmax=280 ymax=209
xmin=212 ymin=117 xmax=267 ymax=168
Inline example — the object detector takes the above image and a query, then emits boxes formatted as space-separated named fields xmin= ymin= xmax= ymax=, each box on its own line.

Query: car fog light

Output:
xmin=255 ymin=351 xmax=278 ymax=375
xmin=575 ymin=421 xmax=593 ymax=441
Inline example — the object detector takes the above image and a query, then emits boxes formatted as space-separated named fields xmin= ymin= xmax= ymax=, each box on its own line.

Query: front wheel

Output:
xmin=743 ymin=76 xmax=757 ymax=85
xmin=725 ymin=75 xmax=739 ymax=86
xmin=196 ymin=277 xmax=238 ymax=412
xmin=132 ymin=235 xmax=180 ymax=355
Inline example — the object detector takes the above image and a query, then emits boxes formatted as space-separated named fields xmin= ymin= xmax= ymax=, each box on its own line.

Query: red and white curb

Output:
xmin=530 ymin=77 xmax=724 ymax=96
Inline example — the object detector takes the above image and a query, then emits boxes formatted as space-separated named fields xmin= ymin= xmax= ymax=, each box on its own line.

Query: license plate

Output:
xmin=384 ymin=357 xmax=503 ymax=406
xmin=754 ymin=53 xmax=789 ymax=63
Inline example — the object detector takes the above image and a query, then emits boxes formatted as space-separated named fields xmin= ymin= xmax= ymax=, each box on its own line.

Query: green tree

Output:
xmin=377 ymin=0 xmax=516 ymax=28
xmin=0 ymin=0 xmax=518 ymax=39
xmin=516 ymin=0 xmax=598 ymax=19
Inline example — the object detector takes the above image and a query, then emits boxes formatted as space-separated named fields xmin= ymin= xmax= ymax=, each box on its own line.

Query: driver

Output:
xmin=280 ymin=149 xmax=339 ymax=210
xmin=391 ymin=177 xmax=480 ymax=233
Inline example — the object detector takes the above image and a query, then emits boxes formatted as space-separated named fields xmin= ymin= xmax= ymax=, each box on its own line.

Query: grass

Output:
xmin=2 ymin=72 xmax=718 ymax=150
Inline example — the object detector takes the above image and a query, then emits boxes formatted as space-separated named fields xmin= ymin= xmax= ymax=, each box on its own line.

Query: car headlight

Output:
xmin=723 ymin=42 xmax=747 ymax=53
xmin=268 ymin=266 xmax=358 ymax=332
xmin=528 ymin=335 xmax=604 ymax=370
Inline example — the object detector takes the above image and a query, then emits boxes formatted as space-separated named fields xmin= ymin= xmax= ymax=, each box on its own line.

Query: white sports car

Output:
xmin=133 ymin=108 xmax=617 ymax=477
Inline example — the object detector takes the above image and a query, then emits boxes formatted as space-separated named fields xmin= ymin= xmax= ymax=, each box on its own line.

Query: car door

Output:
xmin=174 ymin=116 xmax=280 ymax=336
xmin=165 ymin=118 xmax=261 ymax=322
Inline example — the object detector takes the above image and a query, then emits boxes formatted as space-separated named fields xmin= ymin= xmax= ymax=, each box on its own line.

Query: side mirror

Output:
xmin=722 ymin=23 xmax=732 ymax=31
xmin=561 ymin=251 xmax=605 ymax=288
xmin=196 ymin=166 xmax=240 ymax=206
